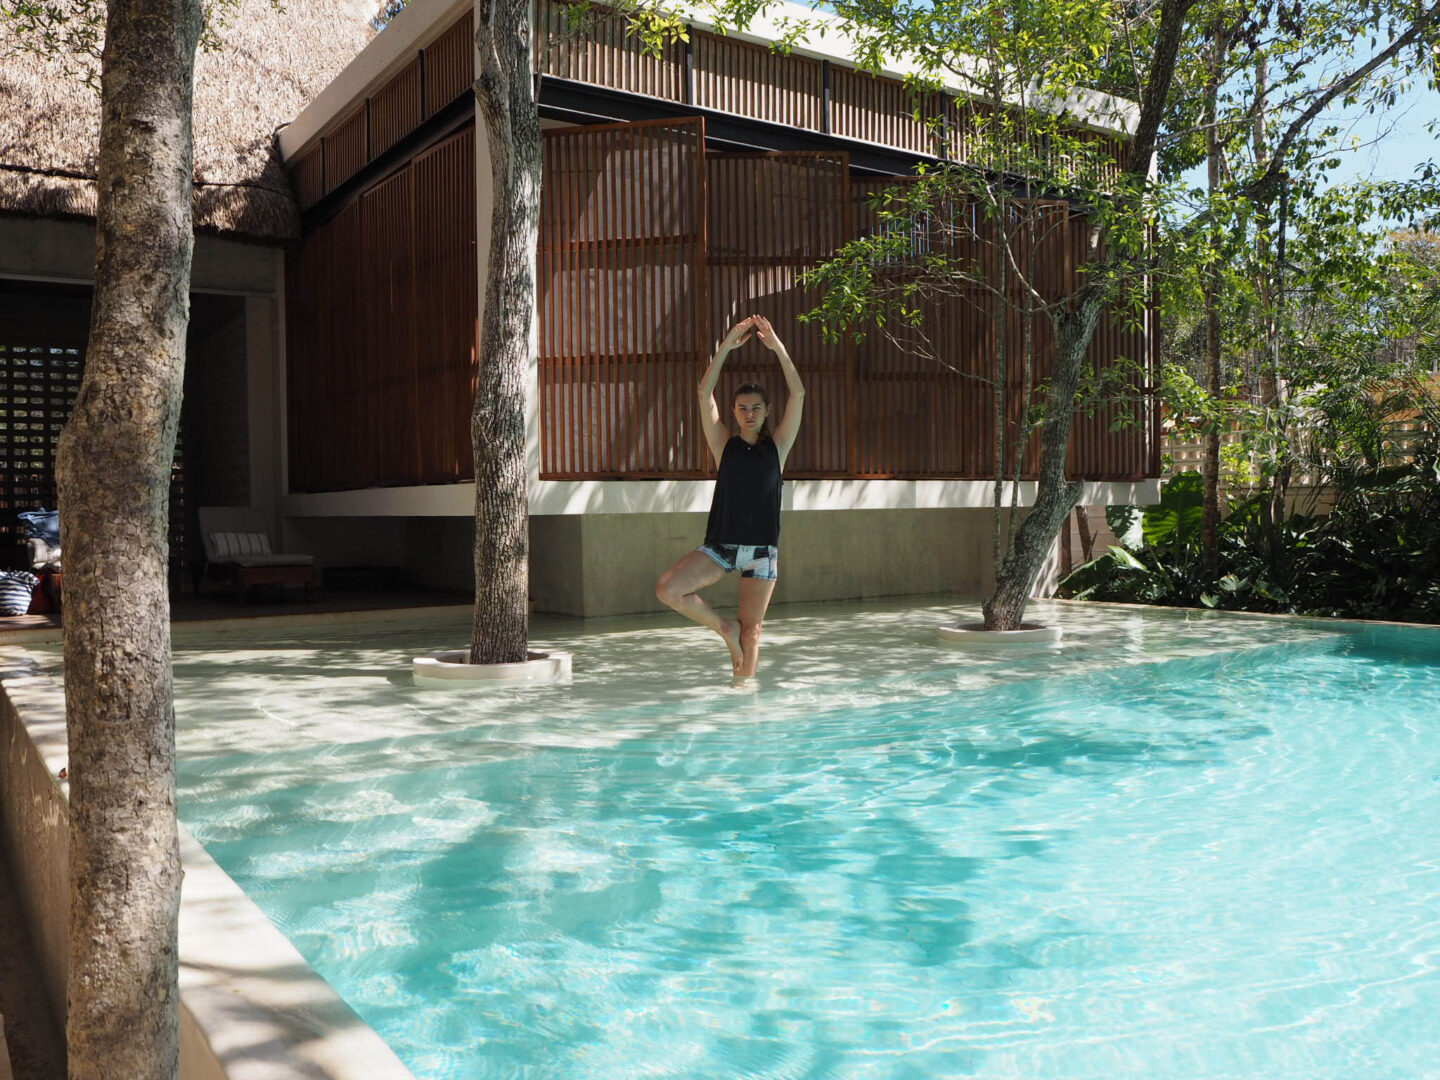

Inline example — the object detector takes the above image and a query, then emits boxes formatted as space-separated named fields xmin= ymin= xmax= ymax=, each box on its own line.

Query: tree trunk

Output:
xmin=982 ymin=292 xmax=1101 ymax=630
xmin=54 ymin=2 xmax=202 ymax=1078
xmin=1075 ymin=504 xmax=1094 ymax=561
xmin=471 ymin=0 xmax=541 ymax=665
xmin=1200 ymin=21 xmax=1224 ymax=576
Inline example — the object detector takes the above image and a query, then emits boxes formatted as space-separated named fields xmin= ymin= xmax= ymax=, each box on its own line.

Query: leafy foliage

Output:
xmin=1061 ymin=421 xmax=1440 ymax=623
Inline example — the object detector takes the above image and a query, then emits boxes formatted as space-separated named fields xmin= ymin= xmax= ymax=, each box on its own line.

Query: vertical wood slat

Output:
xmin=287 ymin=124 xmax=478 ymax=493
xmin=829 ymin=67 xmax=942 ymax=156
xmin=692 ymin=34 xmax=823 ymax=130
xmin=369 ymin=59 xmax=423 ymax=159
xmin=290 ymin=145 xmax=325 ymax=210
xmin=423 ymin=9 xmax=475 ymax=118
xmin=322 ymin=104 xmax=368 ymax=196
xmin=534 ymin=0 xmax=684 ymax=101
xmin=538 ymin=117 xmax=705 ymax=478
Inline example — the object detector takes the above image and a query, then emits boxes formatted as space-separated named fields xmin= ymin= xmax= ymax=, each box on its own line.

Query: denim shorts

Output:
xmin=698 ymin=543 xmax=779 ymax=581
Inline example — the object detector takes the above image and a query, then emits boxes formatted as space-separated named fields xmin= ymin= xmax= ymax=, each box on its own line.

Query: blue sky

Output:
xmin=1326 ymin=83 xmax=1440 ymax=185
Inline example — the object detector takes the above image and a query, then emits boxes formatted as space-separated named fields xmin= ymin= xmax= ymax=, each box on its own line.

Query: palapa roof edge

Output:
xmin=0 ymin=0 xmax=380 ymax=243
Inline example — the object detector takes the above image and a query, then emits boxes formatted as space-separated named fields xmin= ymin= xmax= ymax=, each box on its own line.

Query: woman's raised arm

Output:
xmin=753 ymin=316 xmax=805 ymax=469
xmin=698 ymin=317 xmax=755 ymax=467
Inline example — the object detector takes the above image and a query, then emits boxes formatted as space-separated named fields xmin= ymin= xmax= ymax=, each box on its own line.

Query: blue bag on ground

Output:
xmin=17 ymin=509 xmax=60 ymax=546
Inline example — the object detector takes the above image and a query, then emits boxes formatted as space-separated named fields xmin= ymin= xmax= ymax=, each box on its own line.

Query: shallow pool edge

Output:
xmin=1052 ymin=597 xmax=1440 ymax=634
xmin=0 ymin=647 xmax=418 ymax=1080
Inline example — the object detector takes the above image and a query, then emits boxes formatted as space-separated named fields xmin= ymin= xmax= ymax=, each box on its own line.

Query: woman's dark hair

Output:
xmin=733 ymin=383 xmax=772 ymax=442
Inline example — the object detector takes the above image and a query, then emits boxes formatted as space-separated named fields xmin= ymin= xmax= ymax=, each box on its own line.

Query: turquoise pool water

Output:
xmin=166 ymin=603 xmax=1440 ymax=1079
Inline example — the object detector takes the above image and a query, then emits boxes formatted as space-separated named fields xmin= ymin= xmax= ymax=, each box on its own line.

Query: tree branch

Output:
xmin=1240 ymin=0 xmax=1440 ymax=201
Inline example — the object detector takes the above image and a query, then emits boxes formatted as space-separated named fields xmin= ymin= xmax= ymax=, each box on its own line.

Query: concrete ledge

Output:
xmin=0 ymin=650 xmax=417 ymax=1080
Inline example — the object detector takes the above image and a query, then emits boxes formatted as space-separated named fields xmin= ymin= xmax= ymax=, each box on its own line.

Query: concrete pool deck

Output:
xmin=4 ymin=596 xmax=1431 ymax=1078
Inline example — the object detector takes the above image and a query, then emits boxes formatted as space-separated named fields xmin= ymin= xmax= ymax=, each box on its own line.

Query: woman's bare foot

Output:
xmin=716 ymin=617 xmax=743 ymax=672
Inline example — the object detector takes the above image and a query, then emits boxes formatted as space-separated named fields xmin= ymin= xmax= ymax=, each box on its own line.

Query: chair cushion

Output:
xmin=18 ymin=509 xmax=60 ymax=546
xmin=217 ymin=553 xmax=317 ymax=568
xmin=0 ymin=571 xmax=39 ymax=616
xmin=209 ymin=531 xmax=272 ymax=559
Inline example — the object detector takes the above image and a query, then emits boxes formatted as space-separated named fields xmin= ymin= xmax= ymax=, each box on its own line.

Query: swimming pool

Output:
xmin=163 ymin=600 xmax=1439 ymax=1079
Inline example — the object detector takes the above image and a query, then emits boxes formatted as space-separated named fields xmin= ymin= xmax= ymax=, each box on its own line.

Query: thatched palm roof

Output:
xmin=0 ymin=0 xmax=379 ymax=243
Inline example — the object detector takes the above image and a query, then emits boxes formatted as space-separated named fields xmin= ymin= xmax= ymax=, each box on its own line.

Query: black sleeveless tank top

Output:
xmin=704 ymin=436 xmax=783 ymax=546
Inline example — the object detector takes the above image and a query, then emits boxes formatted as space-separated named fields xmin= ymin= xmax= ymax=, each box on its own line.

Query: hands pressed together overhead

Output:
xmin=722 ymin=314 xmax=786 ymax=353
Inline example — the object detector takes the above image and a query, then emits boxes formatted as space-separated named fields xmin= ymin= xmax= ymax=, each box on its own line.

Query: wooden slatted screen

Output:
xmin=706 ymin=153 xmax=850 ymax=476
xmin=285 ymin=121 xmax=1150 ymax=493
xmin=849 ymin=180 xmax=996 ymax=477
xmin=423 ymin=9 xmax=476 ymax=118
xmin=290 ymin=145 xmax=325 ymax=211
xmin=322 ymin=105 xmax=368 ymax=196
xmin=288 ymin=10 xmax=471 ymax=213
xmin=829 ymin=67 xmax=942 ymax=156
xmin=538 ymin=117 xmax=707 ymax=477
xmin=847 ymin=180 xmax=1153 ymax=480
xmin=535 ymin=0 xmax=684 ymax=102
xmin=370 ymin=59 xmax=423 ymax=158
xmin=693 ymin=35 xmax=824 ymax=130
xmin=536 ymin=136 xmax=1153 ymax=483
xmin=286 ymin=126 xmax=477 ymax=493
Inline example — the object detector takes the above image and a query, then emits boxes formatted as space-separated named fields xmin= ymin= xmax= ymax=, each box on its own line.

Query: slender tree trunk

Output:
xmin=471 ymin=0 xmax=541 ymax=664
xmin=990 ymin=189 xmax=1009 ymax=580
xmin=982 ymin=290 xmax=1101 ymax=629
xmin=978 ymin=0 xmax=1194 ymax=629
xmin=1075 ymin=504 xmax=1094 ymax=561
xmin=1200 ymin=22 xmax=1225 ymax=576
xmin=54 ymin=2 xmax=202 ymax=1078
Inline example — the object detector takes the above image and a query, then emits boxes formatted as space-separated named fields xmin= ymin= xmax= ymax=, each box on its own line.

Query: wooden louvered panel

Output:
xmin=538 ymin=118 xmax=706 ymax=477
xmin=423 ymin=9 xmax=475 ymax=118
xmin=693 ymin=34 xmax=823 ymax=130
xmin=829 ymin=67 xmax=942 ymax=156
xmin=847 ymin=179 xmax=1154 ymax=480
xmin=370 ymin=59 xmax=423 ymax=159
xmin=290 ymin=145 xmax=325 ymax=210
xmin=706 ymin=153 xmax=851 ymax=477
xmin=412 ymin=128 xmax=479 ymax=482
xmin=534 ymin=0 xmax=684 ymax=101
xmin=322 ymin=105 xmax=368 ymax=195
xmin=287 ymin=125 xmax=478 ymax=493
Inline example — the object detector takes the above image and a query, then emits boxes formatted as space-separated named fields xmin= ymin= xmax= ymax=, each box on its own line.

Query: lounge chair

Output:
xmin=197 ymin=506 xmax=316 ymax=603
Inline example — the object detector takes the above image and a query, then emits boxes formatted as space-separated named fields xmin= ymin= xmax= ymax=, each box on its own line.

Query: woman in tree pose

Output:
xmin=656 ymin=315 xmax=806 ymax=678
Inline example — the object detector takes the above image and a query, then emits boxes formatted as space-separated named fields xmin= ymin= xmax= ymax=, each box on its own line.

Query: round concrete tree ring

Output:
xmin=936 ymin=622 xmax=1063 ymax=646
xmin=413 ymin=649 xmax=572 ymax=686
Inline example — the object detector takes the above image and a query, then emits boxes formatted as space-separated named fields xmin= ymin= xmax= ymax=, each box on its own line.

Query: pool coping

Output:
xmin=0 ymin=647 xmax=419 ymax=1080
xmin=1052 ymin=596 xmax=1440 ymax=634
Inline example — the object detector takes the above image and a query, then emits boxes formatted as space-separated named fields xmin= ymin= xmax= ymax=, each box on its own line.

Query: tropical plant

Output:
xmin=1061 ymin=404 xmax=1440 ymax=623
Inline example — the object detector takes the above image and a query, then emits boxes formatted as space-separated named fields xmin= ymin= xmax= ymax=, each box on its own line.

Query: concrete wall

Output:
xmin=529 ymin=507 xmax=1000 ymax=617
xmin=0 ymin=657 xmax=69 ymax=1038
xmin=0 ymin=217 xmax=279 ymax=296
xmin=272 ymin=499 xmax=1083 ymax=616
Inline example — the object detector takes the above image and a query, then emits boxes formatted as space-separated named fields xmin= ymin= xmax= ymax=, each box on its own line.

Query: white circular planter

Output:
xmin=937 ymin=622 xmax=1063 ymax=646
xmin=412 ymin=649 xmax=572 ymax=686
